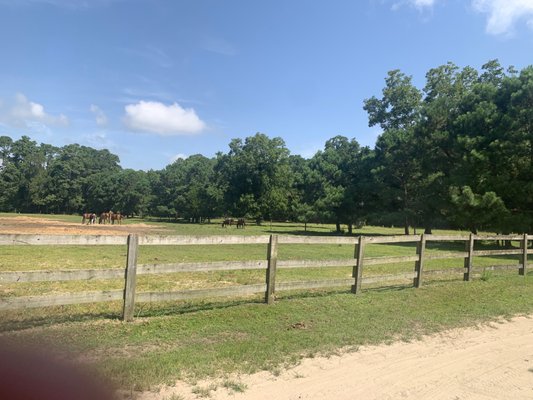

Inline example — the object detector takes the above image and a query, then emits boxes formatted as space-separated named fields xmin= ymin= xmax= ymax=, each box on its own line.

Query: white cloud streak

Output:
xmin=410 ymin=0 xmax=436 ymax=8
xmin=90 ymin=104 xmax=108 ymax=126
xmin=123 ymin=101 xmax=206 ymax=135
xmin=473 ymin=0 xmax=533 ymax=35
xmin=391 ymin=0 xmax=438 ymax=11
xmin=0 ymin=93 xmax=68 ymax=128
xmin=393 ymin=0 xmax=533 ymax=35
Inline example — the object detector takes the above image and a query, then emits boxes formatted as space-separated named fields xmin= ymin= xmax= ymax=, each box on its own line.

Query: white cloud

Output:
xmin=82 ymin=131 xmax=116 ymax=150
xmin=0 ymin=93 xmax=68 ymax=128
xmin=473 ymin=0 xmax=533 ymax=35
xmin=410 ymin=0 xmax=436 ymax=7
xmin=90 ymin=104 xmax=108 ymax=126
xmin=123 ymin=101 xmax=206 ymax=135
xmin=170 ymin=153 xmax=188 ymax=163
xmin=392 ymin=0 xmax=438 ymax=11
xmin=392 ymin=0 xmax=533 ymax=35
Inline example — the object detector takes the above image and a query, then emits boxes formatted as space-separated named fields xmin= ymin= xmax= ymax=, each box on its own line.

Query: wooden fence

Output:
xmin=0 ymin=233 xmax=529 ymax=321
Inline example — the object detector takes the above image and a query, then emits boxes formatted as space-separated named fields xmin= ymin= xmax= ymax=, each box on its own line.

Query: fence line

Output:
xmin=0 ymin=233 xmax=530 ymax=320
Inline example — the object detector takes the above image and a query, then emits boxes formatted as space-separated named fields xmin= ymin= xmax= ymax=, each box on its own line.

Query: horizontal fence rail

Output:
xmin=0 ymin=233 xmax=529 ymax=319
xmin=0 ymin=290 xmax=124 ymax=310
xmin=0 ymin=268 xmax=125 ymax=283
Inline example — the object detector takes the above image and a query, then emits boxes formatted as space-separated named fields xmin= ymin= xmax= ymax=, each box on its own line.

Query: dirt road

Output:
xmin=0 ymin=215 xmax=166 ymax=236
xmin=144 ymin=315 xmax=533 ymax=400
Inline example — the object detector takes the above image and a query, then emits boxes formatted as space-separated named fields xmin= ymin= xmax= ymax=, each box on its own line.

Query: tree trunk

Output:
xmin=404 ymin=216 xmax=410 ymax=235
xmin=336 ymin=221 xmax=341 ymax=233
xmin=348 ymin=223 xmax=353 ymax=235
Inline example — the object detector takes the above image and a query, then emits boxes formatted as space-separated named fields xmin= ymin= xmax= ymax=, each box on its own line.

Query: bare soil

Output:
xmin=0 ymin=216 xmax=168 ymax=236
xmin=139 ymin=314 xmax=533 ymax=400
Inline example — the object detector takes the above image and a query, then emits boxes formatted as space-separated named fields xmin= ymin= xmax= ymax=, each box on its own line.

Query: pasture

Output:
xmin=1 ymin=213 xmax=533 ymax=395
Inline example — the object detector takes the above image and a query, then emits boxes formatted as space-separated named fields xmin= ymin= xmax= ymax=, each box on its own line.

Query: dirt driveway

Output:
xmin=0 ymin=215 xmax=167 ymax=236
xmin=141 ymin=314 xmax=533 ymax=400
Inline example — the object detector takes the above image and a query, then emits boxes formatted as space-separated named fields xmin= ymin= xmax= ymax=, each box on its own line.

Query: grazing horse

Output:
xmin=221 ymin=218 xmax=233 ymax=227
xmin=82 ymin=213 xmax=96 ymax=225
xmin=82 ymin=213 xmax=90 ymax=224
xmin=98 ymin=212 xmax=109 ymax=224
xmin=111 ymin=212 xmax=123 ymax=225
xmin=236 ymin=218 xmax=246 ymax=229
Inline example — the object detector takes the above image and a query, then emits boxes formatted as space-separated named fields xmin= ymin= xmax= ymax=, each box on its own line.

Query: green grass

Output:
xmin=0 ymin=239 xmax=524 ymax=298
xmin=0 ymin=213 xmax=532 ymax=391
xmin=2 ymin=275 xmax=532 ymax=391
xmin=222 ymin=379 xmax=247 ymax=393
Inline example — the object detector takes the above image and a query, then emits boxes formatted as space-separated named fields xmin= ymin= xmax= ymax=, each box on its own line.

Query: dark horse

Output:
xmin=221 ymin=218 xmax=233 ymax=227
xmin=98 ymin=212 xmax=110 ymax=224
xmin=236 ymin=218 xmax=246 ymax=229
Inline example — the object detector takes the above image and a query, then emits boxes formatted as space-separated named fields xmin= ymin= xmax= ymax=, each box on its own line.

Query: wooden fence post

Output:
xmin=520 ymin=233 xmax=528 ymax=276
xmin=265 ymin=235 xmax=278 ymax=304
xmin=122 ymin=234 xmax=139 ymax=321
xmin=351 ymin=236 xmax=365 ymax=294
xmin=464 ymin=234 xmax=474 ymax=281
xmin=414 ymin=234 xmax=426 ymax=288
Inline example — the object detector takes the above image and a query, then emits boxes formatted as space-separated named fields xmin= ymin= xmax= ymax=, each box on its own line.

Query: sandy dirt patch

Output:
xmin=140 ymin=315 xmax=533 ymax=400
xmin=0 ymin=216 xmax=168 ymax=236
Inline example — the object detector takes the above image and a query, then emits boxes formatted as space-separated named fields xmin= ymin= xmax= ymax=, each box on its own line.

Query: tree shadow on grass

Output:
xmin=0 ymin=309 xmax=122 ymax=333
xmin=2 ymin=284 xmax=417 ymax=332
xmin=134 ymin=297 xmax=266 ymax=318
xmin=265 ymin=229 xmax=401 ymax=237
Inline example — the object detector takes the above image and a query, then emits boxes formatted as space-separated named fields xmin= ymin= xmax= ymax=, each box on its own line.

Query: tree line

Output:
xmin=0 ymin=60 xmax=532 ymax=234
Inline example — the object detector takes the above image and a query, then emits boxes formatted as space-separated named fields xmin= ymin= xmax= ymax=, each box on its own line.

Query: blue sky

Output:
xmin=0 ymin=0 xmax=532 ymax=170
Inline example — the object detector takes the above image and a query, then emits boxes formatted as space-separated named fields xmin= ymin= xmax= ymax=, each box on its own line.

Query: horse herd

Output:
xmin=221 ymin=218 xmax=246 ymax=228
xmin=82 ymin=213 xmax=245 ymax=228
xmin=81 ymin=211 xmax=123 ymax=225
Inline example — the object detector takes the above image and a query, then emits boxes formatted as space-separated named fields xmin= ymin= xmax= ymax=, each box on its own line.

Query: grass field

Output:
xmin=1 ymin=213 xmax=532 ymax=393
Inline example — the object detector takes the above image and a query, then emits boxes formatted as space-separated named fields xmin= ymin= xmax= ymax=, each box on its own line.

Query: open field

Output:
xmin=1 ymin=213 xmax=532 ymax=397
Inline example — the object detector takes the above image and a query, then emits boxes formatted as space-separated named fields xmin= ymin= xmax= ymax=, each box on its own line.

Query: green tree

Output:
xmin=45 ymin=144 xmax=121 ymax=213
xmin=0 ymin=136 xmax=13 ymax=170
xmin=310 ymin=136 xmax=366 ymax=234
xmin=364 ymin=70 xmax=423 ymax=234
xmin=449 ymin=186 xmax=508 ymax=234
xmin=164 ymin=155 xmax=220 ymax=222
xmin=114 ymin=169 xmax=151 ymax=217
xmin=0 ymin=136 xmax=47 ymax=212
xmin=216 ymin=133 xmax=292 ymax=223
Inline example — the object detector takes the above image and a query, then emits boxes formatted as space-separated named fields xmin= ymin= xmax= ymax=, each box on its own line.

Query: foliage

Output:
xmin=215 ymin=133 xmax=292 ymax=223
xmin=1 ymin=60 xmax=532 ymax=233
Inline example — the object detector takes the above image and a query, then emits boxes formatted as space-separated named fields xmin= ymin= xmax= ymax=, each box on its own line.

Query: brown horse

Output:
xmin=111 ymin=212 xmax=123 ymax=225
xmin=82 ymin=213 xmax=90 ymax=224
xmin=98 ymin=212 xmax=109 ymax=225
xmin=236 ymin=218 xmax=246 ymax=229
xmin=82 ymin=213 xmax=96 ymax=225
